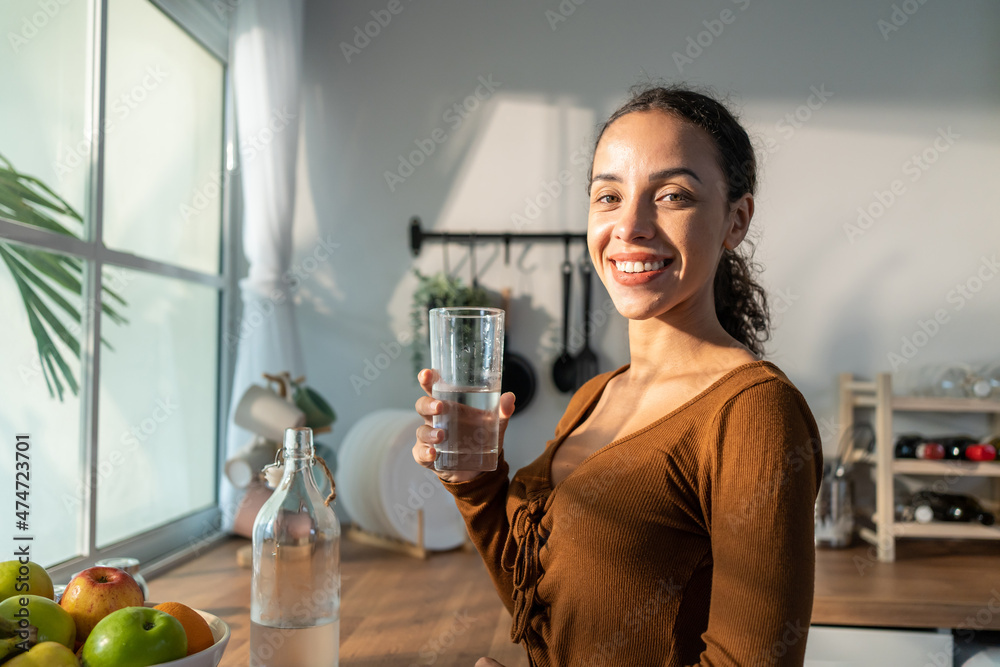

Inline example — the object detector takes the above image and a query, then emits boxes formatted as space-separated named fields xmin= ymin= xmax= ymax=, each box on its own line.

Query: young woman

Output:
xmin=413 ymin=85 xmax=823 ymax=667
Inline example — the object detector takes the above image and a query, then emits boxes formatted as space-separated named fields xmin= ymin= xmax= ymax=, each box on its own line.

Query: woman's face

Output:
xmin=587 ymin=110 xmax=752 ymax=323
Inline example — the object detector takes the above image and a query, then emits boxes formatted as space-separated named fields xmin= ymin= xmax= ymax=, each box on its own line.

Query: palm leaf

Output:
xmin=12 ymin=271 xmax=71 ymax=400
xmin=0 ymin=152 xmax=129 ymax=400
xmin=0 ymin=245 xmax=80 ymax=325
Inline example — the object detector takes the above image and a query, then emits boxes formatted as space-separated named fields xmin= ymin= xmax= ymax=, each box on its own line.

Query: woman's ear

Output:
xmin=723 ymin=193 xmax=753 ymax=250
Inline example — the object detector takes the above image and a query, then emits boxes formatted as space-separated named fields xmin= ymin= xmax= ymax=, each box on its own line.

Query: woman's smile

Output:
xmin=610 ymin=256 xmax=674 ymax=284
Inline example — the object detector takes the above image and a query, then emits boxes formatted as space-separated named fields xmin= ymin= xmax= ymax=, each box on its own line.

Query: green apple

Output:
xmin=0 ymin=561 xmax=54 ymax=602
xmin=0 ymin=595 xmax=75 ymax=649
xmin=80 ymin=607 xmax=186 ymax=667
xmin=5 ymin=641 xmax=79 ymax=666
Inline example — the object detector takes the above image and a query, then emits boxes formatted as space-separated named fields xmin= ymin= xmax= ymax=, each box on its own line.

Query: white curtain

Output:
xmin=221 ymin=0 xmax=305 ymax=529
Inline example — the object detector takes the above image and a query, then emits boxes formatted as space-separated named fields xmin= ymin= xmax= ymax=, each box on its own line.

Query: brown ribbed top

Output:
xmin=442 ymin=360 xmax=823 ymax=667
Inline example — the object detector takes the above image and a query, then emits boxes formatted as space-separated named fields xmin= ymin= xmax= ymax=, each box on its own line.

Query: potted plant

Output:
xmin=408 ymin=268 xmax=492 ymax=378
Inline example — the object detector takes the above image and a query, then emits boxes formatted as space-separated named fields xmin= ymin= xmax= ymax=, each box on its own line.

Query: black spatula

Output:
xmin=573 ymin=257 xmax=599 ymax=389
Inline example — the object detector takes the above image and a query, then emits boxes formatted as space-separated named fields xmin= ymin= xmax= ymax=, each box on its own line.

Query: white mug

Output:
xmin=224 ymin=436 xmax=279 ymax=488
xmin=233 ymin=384 xmax=306 ymax=442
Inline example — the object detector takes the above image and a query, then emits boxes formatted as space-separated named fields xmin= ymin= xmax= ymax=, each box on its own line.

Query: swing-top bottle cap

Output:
xmin=283 ymin=426 xmax=314 ymax=457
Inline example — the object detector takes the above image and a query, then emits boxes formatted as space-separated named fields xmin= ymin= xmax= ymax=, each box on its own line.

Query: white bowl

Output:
xmin=143 ymin=603 xmax=231 ymax=666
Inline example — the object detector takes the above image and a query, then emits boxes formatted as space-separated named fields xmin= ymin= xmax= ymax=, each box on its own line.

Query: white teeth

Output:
xmin=615 ymin=259 xmax=667 ymax=273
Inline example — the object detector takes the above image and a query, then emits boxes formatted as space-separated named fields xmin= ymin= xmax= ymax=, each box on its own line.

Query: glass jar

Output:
xmin=972 ymin=363 xmax=1000 ymax=399
xmin=931 ymin=364 xmax=973 ymax=398
xmin=250 ymin=427 xmax=340 ymax=667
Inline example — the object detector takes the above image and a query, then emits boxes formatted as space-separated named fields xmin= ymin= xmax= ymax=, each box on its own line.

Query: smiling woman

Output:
xmin=413 ymin=84 xmax=822 ymax=666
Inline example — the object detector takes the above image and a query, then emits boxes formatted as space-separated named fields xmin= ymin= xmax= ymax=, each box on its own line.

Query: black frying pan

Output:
xmin=500 ymin=288 xmax=536 ymax=416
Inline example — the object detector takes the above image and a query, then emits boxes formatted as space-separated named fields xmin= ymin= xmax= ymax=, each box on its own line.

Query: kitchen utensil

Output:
xmin=428 ymin=306 xmax=505 ymax=471
xmin=500 ymin=288 xmax=537 ymax=415
xmin=552 ymin=243 xmax=577 ymax=394
xmin=468 ymin=240 xmax=478 ymax=289
xmin=815 ymin=465 xmax=854 ymax=548
xmin=572 ymin=255 xmax=599 ymax=389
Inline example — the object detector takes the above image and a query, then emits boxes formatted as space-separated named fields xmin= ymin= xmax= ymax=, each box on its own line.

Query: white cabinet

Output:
xmin=805 ymin=626 xmax=953 ymax=666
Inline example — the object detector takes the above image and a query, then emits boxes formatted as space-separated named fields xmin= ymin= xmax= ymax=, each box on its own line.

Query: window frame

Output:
xmin=0 ymin=0 xmax=237 ymax=581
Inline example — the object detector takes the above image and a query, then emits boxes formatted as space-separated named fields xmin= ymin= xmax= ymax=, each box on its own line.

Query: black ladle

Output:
xmin=573 ymin=256 xmax=599 ymax=389
xmin=552 ymin=242 xmax=576 ymax=393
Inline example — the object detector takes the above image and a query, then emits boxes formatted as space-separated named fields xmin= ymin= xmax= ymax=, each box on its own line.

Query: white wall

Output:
xmin=290 ymin=0 xmax=1000 ymax=472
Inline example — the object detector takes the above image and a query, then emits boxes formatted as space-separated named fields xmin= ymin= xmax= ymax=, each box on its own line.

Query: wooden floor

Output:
xmin=148 ymin=537 xmax=528 ymax=667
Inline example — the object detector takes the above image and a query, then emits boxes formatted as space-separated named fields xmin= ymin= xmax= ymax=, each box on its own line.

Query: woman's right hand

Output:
xmin=412 ymin=368 xmax=516 ymax=484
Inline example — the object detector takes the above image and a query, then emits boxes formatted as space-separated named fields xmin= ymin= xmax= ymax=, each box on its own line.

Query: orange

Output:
xmin=153 ymin=602 xmax=215 ymax=655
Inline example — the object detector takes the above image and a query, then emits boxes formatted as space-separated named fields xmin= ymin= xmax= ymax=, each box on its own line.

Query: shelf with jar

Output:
xmin=838 ymin=371 xmax=1000 ymax=562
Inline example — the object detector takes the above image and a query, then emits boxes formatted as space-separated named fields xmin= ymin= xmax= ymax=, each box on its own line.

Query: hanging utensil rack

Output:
xmin=408 ymin=216 xmax=587 ymax=263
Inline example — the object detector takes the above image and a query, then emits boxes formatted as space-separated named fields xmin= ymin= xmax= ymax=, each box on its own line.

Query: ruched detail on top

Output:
xmin=502 ymin=492 xmax=547 ymax=643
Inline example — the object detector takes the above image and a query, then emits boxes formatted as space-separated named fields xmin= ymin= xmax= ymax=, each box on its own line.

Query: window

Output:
xmin=0 ymin=0 xmax=233 ymax=578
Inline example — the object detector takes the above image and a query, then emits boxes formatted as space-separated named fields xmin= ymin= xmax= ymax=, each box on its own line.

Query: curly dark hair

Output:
xmin=588 ymin=83 xmax=770 ymax=357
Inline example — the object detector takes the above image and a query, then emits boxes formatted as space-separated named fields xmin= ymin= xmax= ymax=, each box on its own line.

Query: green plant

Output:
xmin=409 ymin=268 xmax=492 ymax=378
xmin=0 ymin=152 xmax=128 ymax=400
xmin=290 ymin=378 xmax=336 ymax=430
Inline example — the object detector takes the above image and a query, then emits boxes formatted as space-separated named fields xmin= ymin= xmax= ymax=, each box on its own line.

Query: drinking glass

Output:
xmin=932 ymin=363 xmax=972 ymax=398
xmin=428 ymin=307 xmax=504 ymax=471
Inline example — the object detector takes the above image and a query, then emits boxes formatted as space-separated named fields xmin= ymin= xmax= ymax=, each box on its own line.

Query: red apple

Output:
xmin=58 ymin=567 xmax=144 ymax=642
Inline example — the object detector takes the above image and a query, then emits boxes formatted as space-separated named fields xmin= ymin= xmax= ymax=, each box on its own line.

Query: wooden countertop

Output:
xmin=149 ymin=538 xmax=528 ymax=667
xmin=150 ymin=536 xmax=1000 ymax=666
xmin=813 ymin=539 xmax=1000 ymax=630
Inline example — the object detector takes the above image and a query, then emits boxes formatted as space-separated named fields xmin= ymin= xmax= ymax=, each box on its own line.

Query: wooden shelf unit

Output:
xmin=839 ymin=372 xmax=1000 ymax=562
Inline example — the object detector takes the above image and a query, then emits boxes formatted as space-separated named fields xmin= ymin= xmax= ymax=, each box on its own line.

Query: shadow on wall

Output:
xmin=292 ymin=83 xmax=632 ymax=471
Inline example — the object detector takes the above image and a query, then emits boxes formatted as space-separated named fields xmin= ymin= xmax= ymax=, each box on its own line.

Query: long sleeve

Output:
xmin=695 ymin=378 xmax=823 ymax=667
xmin=440 ymin=455 xmax=516 ymax=614
xmin=438 ymin=369 xmax=620 ymax=620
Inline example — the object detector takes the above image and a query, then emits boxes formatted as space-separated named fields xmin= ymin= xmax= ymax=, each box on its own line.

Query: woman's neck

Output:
xmin=624 ymin=310 xmax=756 ymax=386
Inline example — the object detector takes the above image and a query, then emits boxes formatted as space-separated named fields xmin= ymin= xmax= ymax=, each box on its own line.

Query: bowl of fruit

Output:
xmin=0 ymin=560 xmax=229 ymax=666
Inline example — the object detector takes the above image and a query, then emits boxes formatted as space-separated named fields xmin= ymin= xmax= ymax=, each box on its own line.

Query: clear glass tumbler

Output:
xmin=428 ymin=307 xmax=505 ymax=472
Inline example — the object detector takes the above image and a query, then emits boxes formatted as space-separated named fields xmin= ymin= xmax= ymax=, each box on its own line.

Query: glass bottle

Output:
xmin=909 ymin=490 xmax=995 ymax=526
xmin=251 ymin=427 xmax=340 ymax=667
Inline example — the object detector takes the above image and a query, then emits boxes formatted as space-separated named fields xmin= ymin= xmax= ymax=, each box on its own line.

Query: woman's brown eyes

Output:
xmin=594 ymin=193 xmax=687 ymax=204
